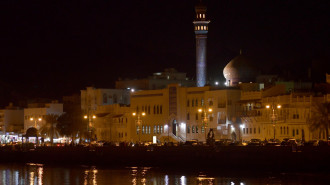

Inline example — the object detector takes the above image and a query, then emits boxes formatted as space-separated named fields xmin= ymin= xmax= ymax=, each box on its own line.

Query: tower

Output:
xmin=194 ymin=1 xmax=210 ymax=87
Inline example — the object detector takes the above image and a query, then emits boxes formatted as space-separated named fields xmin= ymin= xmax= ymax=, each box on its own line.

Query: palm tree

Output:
xmin=40 ymin=114 xmax=60 ymax=145
xmin=57 ymin=111 xmax=88 ymax=144
xmin=308 ymin=102 xmax=330 ymax=141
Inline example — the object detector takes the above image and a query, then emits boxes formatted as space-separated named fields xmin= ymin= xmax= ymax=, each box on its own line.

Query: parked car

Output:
xmin=214 ymin=139 xmax=232 ymax=146
xmin=281 ymin=138 xmax=297 ymax=146
xmin=184 ymin=140 xmax=198 ymax=146
xmin=265 ymin=139 xmax=281 ymax=146
xmin=304 ymin=140 xmax=319 ymax=146
xmin=248 ymin=139 xmax=263 ymax=146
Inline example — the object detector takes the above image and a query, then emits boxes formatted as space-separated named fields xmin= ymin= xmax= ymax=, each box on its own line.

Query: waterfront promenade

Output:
xmin=1 ymin=145 xmax=329 ymax=172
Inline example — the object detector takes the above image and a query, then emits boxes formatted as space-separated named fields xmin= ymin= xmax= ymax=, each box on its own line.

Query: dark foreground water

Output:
xmin=0 ymin=163 xmax=328 ymax=185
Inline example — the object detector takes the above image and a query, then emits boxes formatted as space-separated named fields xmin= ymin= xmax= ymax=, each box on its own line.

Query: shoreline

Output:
xmin=1 ymin=145 xmax=329 ymax=172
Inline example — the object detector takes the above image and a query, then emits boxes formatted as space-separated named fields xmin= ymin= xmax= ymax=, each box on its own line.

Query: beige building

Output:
xmin=238 ymin=85 xmax=329 ymax=142
xmin=0 ymin=103 xmax=24 ymax=134
xmin=24 ymin=101 xmax=63 ymax=132
xmin=81 ymin=87 xmax=130 ymax=116
xmin=93 ymin=104 xmax=131 ymax=142
xmin=129 ymin=84 xmax=241 ymax=143
xmin=115 ymin=68 xmax=195 ymax=91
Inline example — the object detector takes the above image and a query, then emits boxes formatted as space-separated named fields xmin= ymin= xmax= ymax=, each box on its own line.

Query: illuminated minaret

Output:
xmin=194 ymin=1 xmax=210 ymax=87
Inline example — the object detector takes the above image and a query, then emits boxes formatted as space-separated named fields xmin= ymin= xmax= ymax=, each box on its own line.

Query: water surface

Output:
xmin=0 ymin=163 xmax=328 ymax=185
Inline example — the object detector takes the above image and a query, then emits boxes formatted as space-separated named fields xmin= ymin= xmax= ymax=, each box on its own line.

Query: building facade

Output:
xmin=24 ymin=101 xmax=63 ymax=132
xmin=238 ymin=85 xmax=329 ymax=142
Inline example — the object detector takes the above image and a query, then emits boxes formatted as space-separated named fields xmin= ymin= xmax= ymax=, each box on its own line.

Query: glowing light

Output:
xmin=131 ymin=89 xmax=135 ymax=92
xmin=266 ymin=105 xmax=270 ymax=109
xmin=132 ymin=112 xmax=136 ymax=116
xmin=180 ymin=176 xmax=186 ymax=185
xmin=165 ymin=175 xmax=169 ymax=185
xmin=277 ymin=105 xmax=281 ymax=109
xmin=30 ymin=118 xmax=34 ymax=121
xmin=215 ymin=81 xmax=219 ymax=85
xmin=84 ymin=115 xmax=88 ymax=119
xmin=240 ymin=124 xmax=244 ymax=129
xmin=164 ymin=124 xmax=168 ymax=129
xmin=92 ymin=115 xmax=96 ymax=119
xmin=142 ymin=112 xmax=146 ymax=116
xmin=198 ymin=109 xmax=202 ymax=112
xmin=38 ymin=118 xmax=42 ymax=121
xmin=208 ymin=108 xmax=213 ymax=112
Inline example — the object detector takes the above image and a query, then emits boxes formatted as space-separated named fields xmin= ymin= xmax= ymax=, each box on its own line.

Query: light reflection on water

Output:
xmin=0 ymin=163 xmax=328 ymax=185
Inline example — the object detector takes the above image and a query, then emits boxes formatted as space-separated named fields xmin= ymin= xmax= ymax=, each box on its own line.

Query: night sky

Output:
xmin=0 ymin=0 xmax=329 ymax=106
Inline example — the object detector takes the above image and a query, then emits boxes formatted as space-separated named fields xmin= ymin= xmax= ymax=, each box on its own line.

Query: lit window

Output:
xmin=204 ymin=26 xmax=206 ymax=30
xmin=197 ymin=26 xmax=200 ymax=30
xmin=196 ymin=126 xmax=198 ymax=133
xmin=199 ymin=13 xmax=202 ymax=18
xmin=160 ymin=126 xmax=163 ymax=133
xmin=203 ymin=14 xmax=205 ymax=18
xmin=192 ymin=126 xmax=195 ymax=133
xmin=201 ymin=126 xmax=204 ymax=133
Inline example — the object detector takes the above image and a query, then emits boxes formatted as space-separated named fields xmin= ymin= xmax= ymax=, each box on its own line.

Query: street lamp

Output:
xmin=266 ymin=103 xmax=281 ymax=140
xmin=83 ymin=114 xmax=96 ymax=143
xmin=164 ymin=124 xmax=169 ymax=143
xmin=29 ymin=116 xmax=42 ymax=145
xmin=132 ymin=112 xmax=146 ymax=143
xmin=198 ymin=107 xmax=213 ymax=142
xmin=30 ymin=117 xmax=42 ymax=129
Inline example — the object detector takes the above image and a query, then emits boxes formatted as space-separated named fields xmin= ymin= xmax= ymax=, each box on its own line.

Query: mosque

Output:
xmin=80 ymin=1 xmax=329 ymax=144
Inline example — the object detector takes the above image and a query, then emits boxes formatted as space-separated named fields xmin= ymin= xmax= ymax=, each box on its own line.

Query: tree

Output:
xmin=57 ymin=111 xmax=87 ymax=144
xmin=308 ymin=102 xmax=330 ymax=141
xmin=40 ymin=114 xmax=60 ymax=145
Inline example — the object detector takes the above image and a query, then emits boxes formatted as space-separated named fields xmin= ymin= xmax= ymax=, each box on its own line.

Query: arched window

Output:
xmin=103 ymin=93 xmax=107 ymax=104
xmin=196 ymin=113 xmax=198 ymax=120
xmin=160 ymin=105 xmax=162 ymax=114
xmin=280 ymin=127 xmax=282 ymax=135
xmin=209 ymin=100 xmax=213 ymax=106
xmin=292 ymin=129 xmax=295 ymax=136
xmin=192 ymin=100 xmax=194 ymax=107
xmin=196 ymin=126 xmax=199 ymax=133
xmin=196 ymin=99 xmax=198 ymax=106
xmin=113 ymin=94 xmax=118 ymax=103
xmin=187 ymin=126 xmax=190 ymax=133
xmin=153 ymin=106 xmax=156 ymax=114
xmin=187 ymin=100 xmax=190 ymax=107
xmin=187 ymin=113 xmax=190 ymax=120
xmin=157 ymin=105 xmax=159 ymax=114
xmin=148 ymin=106 xmax=150 ymax=114
xmin=203 ymin=14 xmax=205 ymax=18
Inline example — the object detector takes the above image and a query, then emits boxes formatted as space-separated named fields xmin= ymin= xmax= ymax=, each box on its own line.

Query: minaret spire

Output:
xmin=194 ymin=1 xmax=210 ymax=87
